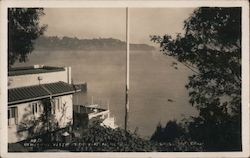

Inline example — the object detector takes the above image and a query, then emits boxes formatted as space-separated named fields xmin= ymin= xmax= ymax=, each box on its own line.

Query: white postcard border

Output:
xmin=0 ymin=1 xmax=249 ymax=158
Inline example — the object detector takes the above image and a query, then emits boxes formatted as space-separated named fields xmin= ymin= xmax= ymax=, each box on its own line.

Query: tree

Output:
xmin=8 ymin=8 xmax=47 ymax=67
xmin=151 ymin=7 xmax=241 ymax=151
xmin=17 ymin=98 xmax=59 ymax=141
xmin=151 ymin=120 xmax=185 ymax=143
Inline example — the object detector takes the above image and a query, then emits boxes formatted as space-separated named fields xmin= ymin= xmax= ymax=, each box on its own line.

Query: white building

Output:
xmin=8 ymin=65 xmax=80 ymax=143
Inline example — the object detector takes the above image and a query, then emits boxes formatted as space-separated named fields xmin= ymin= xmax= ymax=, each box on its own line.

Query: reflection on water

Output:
xmin=15 ymin=50 xmax=197 ymax=138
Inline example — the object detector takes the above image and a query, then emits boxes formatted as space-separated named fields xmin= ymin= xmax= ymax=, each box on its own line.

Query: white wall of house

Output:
xmin=8 ymin=94 xmax=73 ymax=143
xmin=8 ymin=67 xmax=71 ymax=89
xmin=53 ymin=95 xmax=73 ymax=127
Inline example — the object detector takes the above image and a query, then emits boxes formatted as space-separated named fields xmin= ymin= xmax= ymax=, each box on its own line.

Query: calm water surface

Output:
xmin=16 ymin=50 xmax=197 ymax=138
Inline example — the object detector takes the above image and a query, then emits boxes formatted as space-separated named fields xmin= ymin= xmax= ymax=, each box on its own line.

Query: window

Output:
xmin=57 ymin=98 xmax=61 ymax=112
xmin=30 ymin=102 xmax=43 ymax=117
xmin=38 ymin=104 xmax=43 ymax=113
xmin=52 ymin=98 xmax=61 ymax=114
xmin=32 ymin=102 xmax=39 ymax=115
xmin=8 ymin=107 xmax=18 ymax=126
xmin=52 ymin=103 xmax=56 ymax=115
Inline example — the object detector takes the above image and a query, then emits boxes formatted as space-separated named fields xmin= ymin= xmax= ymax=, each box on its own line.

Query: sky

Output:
xmin=40 ymin=8 xmax=195 ymax=45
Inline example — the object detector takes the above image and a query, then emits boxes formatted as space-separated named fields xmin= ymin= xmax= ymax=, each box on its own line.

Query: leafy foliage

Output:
xmin=151 ymin=7 xmax=241 ymax=151
xmin=151 ymin=120 xmax=185 ymax=143
xmin=17 ymin=99 xmax=60 ymax=141
xmin=18 ymin=122 xmax=203 ymax=152
xmin=70 ymin=123 xmax=156 ymax=152
xmin=150 ymin=120 xmax=203 ymax=152
xmin=8 ymin=8 xmax=47 ymax=67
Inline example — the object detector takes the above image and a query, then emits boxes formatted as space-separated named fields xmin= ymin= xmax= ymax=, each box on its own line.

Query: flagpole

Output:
xmin=125 ymin=7 xmax=129 ymax=131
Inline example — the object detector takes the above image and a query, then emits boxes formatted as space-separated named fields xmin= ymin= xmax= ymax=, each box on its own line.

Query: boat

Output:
xmin=73 ymin=97 xmax=117 ymax=129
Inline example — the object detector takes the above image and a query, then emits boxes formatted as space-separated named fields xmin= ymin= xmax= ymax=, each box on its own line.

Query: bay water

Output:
xmin=15 ymin=49 xmax=197 ymax=138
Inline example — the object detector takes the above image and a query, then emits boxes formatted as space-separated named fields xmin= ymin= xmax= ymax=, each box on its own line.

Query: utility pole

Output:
xmin=125 ymin=7 xmax=129 ymax=131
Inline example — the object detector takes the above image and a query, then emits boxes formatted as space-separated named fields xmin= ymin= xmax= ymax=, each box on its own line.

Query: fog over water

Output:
xmin=15 ymin=49 xmax=198 ymax=138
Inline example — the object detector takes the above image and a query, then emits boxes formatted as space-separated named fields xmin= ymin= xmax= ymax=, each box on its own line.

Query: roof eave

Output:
xmin=8 ymin=90 xmax=80 ymax=106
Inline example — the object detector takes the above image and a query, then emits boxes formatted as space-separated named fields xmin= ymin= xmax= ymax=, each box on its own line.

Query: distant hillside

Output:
xmin=34 ymin=36 xmax=155 ymax=51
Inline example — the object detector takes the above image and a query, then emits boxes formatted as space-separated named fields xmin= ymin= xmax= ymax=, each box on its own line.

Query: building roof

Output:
xmin=8 ymin=81 xmax=80 ymax=105
xmin=8 ymin=65 xmax=65 ymax=76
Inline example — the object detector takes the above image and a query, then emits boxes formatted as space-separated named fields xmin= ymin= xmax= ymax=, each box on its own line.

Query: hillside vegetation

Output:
xmin=35 ymin=36 xmax=155 ymax=51
xmin=15 ymin=123 xmax=203 ymax=152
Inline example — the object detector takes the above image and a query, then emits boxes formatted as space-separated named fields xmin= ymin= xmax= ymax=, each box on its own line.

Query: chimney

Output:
xmin=66 ymin=67 xmax=71 ymax=84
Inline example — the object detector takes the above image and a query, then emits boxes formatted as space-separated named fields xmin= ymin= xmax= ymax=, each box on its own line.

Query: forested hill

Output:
xmin=34 ymin=36 xmax=155 ymax=51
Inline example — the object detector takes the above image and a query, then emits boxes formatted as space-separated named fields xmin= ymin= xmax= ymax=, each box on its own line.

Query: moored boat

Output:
xmin=73 ymin=98 xmax=117 ymax=129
